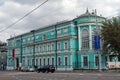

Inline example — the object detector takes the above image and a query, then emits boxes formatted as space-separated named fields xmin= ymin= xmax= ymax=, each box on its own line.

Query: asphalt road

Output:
xmin=0 ymin=71 xmax=120 ymax=80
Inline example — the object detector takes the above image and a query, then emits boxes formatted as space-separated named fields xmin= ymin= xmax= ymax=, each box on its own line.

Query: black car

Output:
xmin=37 ymin=65 xmax=55 ymax=73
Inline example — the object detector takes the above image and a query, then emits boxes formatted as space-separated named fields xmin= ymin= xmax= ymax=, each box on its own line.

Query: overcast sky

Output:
xmin=0 ymin=0 xmax=120 ymax=42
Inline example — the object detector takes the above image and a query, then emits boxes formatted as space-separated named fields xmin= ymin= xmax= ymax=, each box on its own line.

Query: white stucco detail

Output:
xmin=89 ymin=25 xmax=92 ymax=50
xmin=78 ymin=26 xmax=81 ymax=51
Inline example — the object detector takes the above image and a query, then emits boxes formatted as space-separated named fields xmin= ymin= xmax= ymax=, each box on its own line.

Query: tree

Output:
xmin=101 ymin=17 xmax=120 ymax=59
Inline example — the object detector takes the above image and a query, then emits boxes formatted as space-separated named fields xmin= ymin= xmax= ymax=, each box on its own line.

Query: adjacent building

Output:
xmin=0 ymin=43 xmax=7 ymax=70
xmin=7 ymin=9 xmax=107 ymax=70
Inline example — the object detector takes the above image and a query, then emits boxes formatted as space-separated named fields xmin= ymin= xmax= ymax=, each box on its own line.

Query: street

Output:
xmin=0 ymin=71 xmax=120 ymax=80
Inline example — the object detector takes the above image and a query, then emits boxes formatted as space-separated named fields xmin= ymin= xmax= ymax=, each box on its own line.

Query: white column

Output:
xmin=89 ymin=25 xmax=92 ymax=50
xmin=78 ymin=26 xmax=81 ymax=51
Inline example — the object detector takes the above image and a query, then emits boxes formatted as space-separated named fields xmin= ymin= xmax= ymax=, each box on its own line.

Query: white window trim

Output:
xmin=94 ymin=54 xmax=99 ymax=67
xmin=51 ymin=43 xmax=54 ymax=51
xmin=64 ymin=56 xmax=68 ymax=66
xmin=81 ymin=55 xmax=89 ymax=68
xmin=51 ymin=57 xmax=54 ymax=65
xmin=58 ymin=56 xmax=62 ymax=65
xmin=57 ymin=42 xmax=61 ymax=50
xmin=64 ymin=41 xmax=68 ymax=50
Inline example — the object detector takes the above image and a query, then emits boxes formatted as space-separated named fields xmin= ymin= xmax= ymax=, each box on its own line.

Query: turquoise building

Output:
xmin=7 ymin=9 xmax=107 ymax=70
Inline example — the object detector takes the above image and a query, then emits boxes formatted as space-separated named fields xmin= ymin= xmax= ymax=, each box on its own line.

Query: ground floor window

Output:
xmin=28 ymin=59 xmax=30 ymax=66
xmin=95 ymin=55 xmax=99 ymax=66
xmin=36 ymin=59 xmax=38 ymax=66
xmin=44 ymin=58 xmax=45 ymax=65
xmin=65 ymin=57 xmax=68 ymax=66
xmin=58 ymin=57 xmax=61 ymax=65
xmin=83 ymin=56 xmax=88 ymax=66
xmin=48 ymin=58 xmax=49 ymax=65
xmin=52 ymin=58 xmax=54 ymax=65
xmin=40 ymin=58 xmax=41 ymax=66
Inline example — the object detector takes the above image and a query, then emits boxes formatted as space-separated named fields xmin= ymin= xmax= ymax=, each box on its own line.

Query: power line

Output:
xmin=0 ymin=0 xmax=49 ymax=33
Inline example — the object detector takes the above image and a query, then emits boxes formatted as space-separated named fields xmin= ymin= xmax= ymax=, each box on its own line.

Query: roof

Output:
xmin=75 ymin=9 xmax=105 ymax=19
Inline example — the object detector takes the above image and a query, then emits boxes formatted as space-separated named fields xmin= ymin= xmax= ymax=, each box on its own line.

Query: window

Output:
xmin=32 ymin=59 xmax=34 ymax=66
xmin=65 ymin=57 xmax=68 ymax=66
xmin=57 ymin=29 xmax=61 ymax=34
xmin=52 ymin=44 xmax=54 ymax=51
xmin=36 ymin=45 xmax=39 ymax=53
xmin=44 ymin=45 xmax=46 ymax=51
xmin=40 ymin=46 xmax=42 ymax=52
xmin=95 ymin=55 xmax=99 ymax=66
xmin=82 ymin=29 xmax=89 ymax=49
xmin=51 ymin=32 xmax=54 ymax=35
xmin=22 ymin=59 xmax=25 ymax=66
xmin=40 ymin=58 xmax=41 ymax=66
xmin=52 ymin=58 xmax=54 ymax=65
xmin=36 ymin=35 xmax=39 ymax=39
xmin=36 ymin=59 xmax=38 ymax=66
xmin=83 ymin=56 xmax=88 ymax=66
xmin=28 ymin=59 xmax=30 ymax=66
xmin=64 ymin=42 xmax=68 ymax=50
xmin=64 ymin=28 xmax=68 ymax=33
xmin=42 ymin=35 xmax=46 ymax=40
xmin=48 ymin=58 xmax=50 ymax=65
xmin=58 ymin=57 xmax=61 ymax=65
xmin=44 ymin=58 xmax=46 ymax=65
xmin=48 ymin=45 xmax=50 ymax=51
xmin=58 ymin=43 xmax=60 ymax=50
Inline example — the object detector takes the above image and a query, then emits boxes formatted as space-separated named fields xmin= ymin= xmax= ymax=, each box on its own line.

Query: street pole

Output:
xmin=95 ymin=9 xmax=101 ymax=71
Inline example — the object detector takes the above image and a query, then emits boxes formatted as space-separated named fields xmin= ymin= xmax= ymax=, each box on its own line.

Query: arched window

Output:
xmin=82 ymin=29 xmax=89 ymax=49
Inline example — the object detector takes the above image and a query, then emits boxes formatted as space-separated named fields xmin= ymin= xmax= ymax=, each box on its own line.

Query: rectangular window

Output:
xmin=40 ymin=46 xmax=42 ymax=52
xmin=28 ymin=59 xmax=30 ymax=66
xmin=64 ymin=42 xmax=68 ymax=50
xmin=36 ymin=59 xmax=38 ymax=66
xmin=44 ymin=58 xmax=45 ymax=65
xmin=32 ymin=59 xmax=34 ymax=66
xmin=83 ymin=56 xmax=88 ymax=66
xmin=58 ymin=43 xmax=60 ymax=50
xmin=64 ymin=28 xmax=68 ymax=33
xmin=44 ymin=45 xmax=46 ymax=51
xmin=57 ymin=29 xmax=61 ymax=34
xmin=52 ymin=44 xmax=54 ymax=51
xmin=52 ymin=58 xmax=54 ymax=65
xmin=40 ymin=58 xmax=41 ymax=66
xmin=65 ymin=57 xmax=68 ymax=66
xmin=48 ymin=45 xmax=50 ymax=51
xmin=48 ymin=58 xmax=49 ymax=65
xmin=58 ymin=57 xmax=61 ymax=65
xmin=95 ymin=55 xmax=99 ymax=66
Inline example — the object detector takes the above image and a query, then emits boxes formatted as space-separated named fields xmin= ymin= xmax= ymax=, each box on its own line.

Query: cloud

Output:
xmin=0 ymin=0 xmax=120 ymax=42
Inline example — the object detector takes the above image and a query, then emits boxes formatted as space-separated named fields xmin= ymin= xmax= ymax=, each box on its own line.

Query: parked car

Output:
xmin=29 ymin=66 xmax=35 ymax=72
xmin=37 ymin=65 xmax=55 ymax=73
xmin=21 ymin=66 xmax=29 ymax=72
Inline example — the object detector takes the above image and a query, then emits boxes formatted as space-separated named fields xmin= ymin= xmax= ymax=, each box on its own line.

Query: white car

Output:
xmin=29 ymin=66 xmax=35 ymax=72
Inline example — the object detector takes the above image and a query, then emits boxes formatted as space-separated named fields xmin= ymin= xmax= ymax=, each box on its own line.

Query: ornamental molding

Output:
xmin=78 ymin=23 xmax=103 ymax=26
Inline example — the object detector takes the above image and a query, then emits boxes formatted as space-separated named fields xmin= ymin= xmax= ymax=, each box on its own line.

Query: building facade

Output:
xmin=0 ymin=43 xmax=7 ymax=70
xmin=7 ymin=10 xmax=107 ymax=70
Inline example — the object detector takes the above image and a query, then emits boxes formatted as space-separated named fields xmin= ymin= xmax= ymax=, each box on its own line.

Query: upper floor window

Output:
xmin=57 ymin=43 xmax=61 ymax=50
xmin=52 ymin=44 xmax=54 ymax=51
xmin=82 ymin=29 xmax=89 ymax=49
xmin=64 ymin=41 xmax=68 ymax=50
xmin=57 ymin=29 xmax=61 ymax=34
xmin=48 ymin=45 xmax=50 ymax=51
xmin=51 ymin=31 xmax=54 ymax=35
xmin=64 ymin=28 xmax=68 ymax=33
xmin=42 ymin=35 xmax=46 ymax=40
